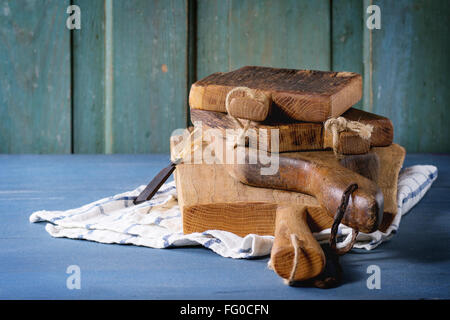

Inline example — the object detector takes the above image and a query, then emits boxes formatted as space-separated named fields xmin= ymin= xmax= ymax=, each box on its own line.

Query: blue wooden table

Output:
xmin=0 ymin=154 xmax=449 ymax=300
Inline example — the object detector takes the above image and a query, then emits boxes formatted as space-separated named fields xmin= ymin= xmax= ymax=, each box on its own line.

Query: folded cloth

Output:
xmin=29 ymin=165 xmax=437 ymax=258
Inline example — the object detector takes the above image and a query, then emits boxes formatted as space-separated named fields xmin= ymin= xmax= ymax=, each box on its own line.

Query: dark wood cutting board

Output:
xmin=189 ymin=66 xmax=362 ymax=122
xmin=190 ymin=107 xmax=393 ymax=154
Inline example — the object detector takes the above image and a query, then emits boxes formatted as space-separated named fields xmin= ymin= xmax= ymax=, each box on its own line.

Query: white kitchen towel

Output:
xmin=30 ymin=165 xmax=437 ymax=258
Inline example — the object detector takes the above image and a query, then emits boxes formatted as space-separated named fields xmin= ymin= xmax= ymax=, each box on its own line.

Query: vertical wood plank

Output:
xmin=72 ymin=0 xmax=106 ymax=153
xmin=0 ymin=0 xmax=71 ymax=153
xmin=332 ymin=0 xmax=363 ymax=108
xmin=197 ymin=0 xmax=331 ymax=80
xmin=105 ymin=0 xmax=114 ymax=153
xmin=362 ymin=0 xmax=373 ymax=112
xmin=332 ymin=0 xmax=363 ymax=74
xmin=196 ymin=0 xmax=231 ymax=80
xmin=186 ymin=0 xmax=197 ymax=126
xmin=371 ymin=0 xmax=450 ymax=152
xmin=112 ymin=0 xmax=188 ymax=153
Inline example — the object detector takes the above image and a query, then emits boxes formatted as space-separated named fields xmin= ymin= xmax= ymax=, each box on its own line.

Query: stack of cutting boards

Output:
xmin=172 ymin=66 xmax=405 ymax=287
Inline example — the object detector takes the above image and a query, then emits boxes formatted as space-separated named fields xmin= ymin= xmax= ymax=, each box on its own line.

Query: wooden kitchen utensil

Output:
xmin=190 ymin=107 xmax=393 ymax=154
xmin=226 ymin=146 xmax=384 ymax=235
xmin=287 ymin=145 xmax=406 ymax=232
xmin=225 ymin=86 xmax=271 ymax=122
xmin=270 ymin=205 xmax=326 ymax=282
xmin=189 ymin=66 xmax=362 ymax=122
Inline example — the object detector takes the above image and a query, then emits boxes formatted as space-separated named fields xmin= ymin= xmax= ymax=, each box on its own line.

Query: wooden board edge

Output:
xmin=330 ymin=73 xmax=363 ymax=119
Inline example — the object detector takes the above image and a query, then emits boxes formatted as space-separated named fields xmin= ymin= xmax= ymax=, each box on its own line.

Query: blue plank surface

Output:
xmin=0 ymin=154 xmax=448 ymax=299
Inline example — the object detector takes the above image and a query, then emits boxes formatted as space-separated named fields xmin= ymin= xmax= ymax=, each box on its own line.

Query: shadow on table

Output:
xmin=337 ymin=200 xmax=450 ymax=286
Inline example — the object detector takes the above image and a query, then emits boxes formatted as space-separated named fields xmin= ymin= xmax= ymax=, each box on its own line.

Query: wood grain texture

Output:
xmin=339 ymin=153 xmax=380 ymax=182
xmin=191 ymin=108 xmax=323 ymax=153
xmin=342 ymin=107 xmax=394 ymax=147
xmin=190 ymin=107 xmax=393 ymax=153
xmin=327 ymin=131 xmax=371 ymax=155
xmin=111 ymin=0 xmax=188 ymax=153
xmin=0 ymin=0 xmax=71 ymax=153
xmin=197 ymin=0 xmax=330 ymax=79
xmin=72 ymin=0 xmax=105 ymax=153
xmin=371 ymin=144 xmax=406 ymax=232
xmin=190 ymin=66 xmax=362 ymax=122
xmin=369 ymin=0 xmax=450 ymax=152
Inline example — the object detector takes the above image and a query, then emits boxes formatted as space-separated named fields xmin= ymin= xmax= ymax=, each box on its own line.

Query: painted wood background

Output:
xmin=0 ymin=0 xmax=448 ymax=153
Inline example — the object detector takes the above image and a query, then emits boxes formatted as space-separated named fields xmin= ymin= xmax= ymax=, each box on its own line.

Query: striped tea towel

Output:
xmin=29 ymin=165 xmax=437 ymax=258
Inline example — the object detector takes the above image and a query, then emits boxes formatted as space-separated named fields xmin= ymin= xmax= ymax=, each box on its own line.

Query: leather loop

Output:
xmin=329 ymin=183 xmax=359 ymax=255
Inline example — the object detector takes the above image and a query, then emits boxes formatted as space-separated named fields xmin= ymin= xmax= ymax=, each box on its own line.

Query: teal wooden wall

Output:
xmin=0 ymin=0 xmax=449 ymax=153
xmin=0 ymin=0 xmax=71 ymax=153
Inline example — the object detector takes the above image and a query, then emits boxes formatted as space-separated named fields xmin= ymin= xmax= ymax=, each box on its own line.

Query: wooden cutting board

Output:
xmin=171 ymin=140 xmax=405 ymax=235
xmin=190 ymin=107 xmax=393 ymax=154
xmin=189 ymin=66 xmax=362 ymax=122
xmin=283 ymin=144 xmax=405 ymax=232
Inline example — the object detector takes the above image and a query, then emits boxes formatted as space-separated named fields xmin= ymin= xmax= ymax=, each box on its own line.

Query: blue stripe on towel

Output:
xmin=153 ymin=217 xmax=162 ymax=225
xmin=120 ymin=234 xmax=137 ymax=244
xmin=162 ymin=234 xmax=171 ymax=247
xmin=51 ymin=196 xmax=137 ymax=222
xmin=111 ymin=198 xmax=170 ymax=222
xmin=123 ymin=223 xmax=138 ymax=234
xmin=400 ymin=169 xmax=436 ymax=205
xmin=50 ymin=215 xmax=66 ymax=223
xmin=204 ymin=238 xmax=222 ymax=248
xmin=155 ymin=185 xmax=176 ymax=196
xmin=153 ymin=214 xmax=181 ymax=226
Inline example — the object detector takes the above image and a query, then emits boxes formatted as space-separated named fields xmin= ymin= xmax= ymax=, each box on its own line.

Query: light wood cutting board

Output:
xmin=171 ymin=140 xmax=405 ymax=235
